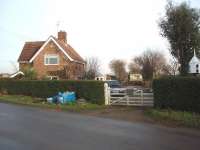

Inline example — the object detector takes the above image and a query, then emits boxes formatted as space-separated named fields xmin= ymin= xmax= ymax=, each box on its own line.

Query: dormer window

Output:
xmin=44 ymin=54 xmax=59 ymax=65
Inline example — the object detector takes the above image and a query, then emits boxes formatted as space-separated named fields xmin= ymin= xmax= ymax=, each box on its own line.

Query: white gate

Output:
xmin=104 ymin=83 xmax=154 ymax=106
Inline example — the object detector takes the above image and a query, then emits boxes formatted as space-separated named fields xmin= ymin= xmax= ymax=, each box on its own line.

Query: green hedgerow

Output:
xmin=0 ymin=80 xmax=105 ymax=104
xmin=153 ymin=76 xmax=200 ymax=113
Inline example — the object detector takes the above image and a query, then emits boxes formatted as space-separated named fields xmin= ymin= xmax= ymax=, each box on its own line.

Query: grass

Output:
xmin=0 ymin=94 xmax=106 ymax=112
xmin=145 ymin=109 xmax=200 ymax=128
xmin=1 ymin=94 xmax=200 ymax=129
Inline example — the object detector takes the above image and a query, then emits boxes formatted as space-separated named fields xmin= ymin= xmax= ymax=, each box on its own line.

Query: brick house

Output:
xmin=18 ymin=31 xmax=85 ymax=80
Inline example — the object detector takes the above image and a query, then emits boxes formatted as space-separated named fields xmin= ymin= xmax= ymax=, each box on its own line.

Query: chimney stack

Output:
xmin=58 ymin=31 xmax=67 ymax=43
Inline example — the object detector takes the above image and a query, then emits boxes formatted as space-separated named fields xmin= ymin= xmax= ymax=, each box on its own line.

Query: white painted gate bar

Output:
xmin=104 ymin=83 xmax=154 ymax=106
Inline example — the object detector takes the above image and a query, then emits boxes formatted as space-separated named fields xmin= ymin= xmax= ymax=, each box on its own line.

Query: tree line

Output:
xmin=109 ymin=49 xmax=178 ymax=82
xmin=84 ymin=49 xmax=179 ymax=82
xmin=85 ymin=0 xmax=200 ymax=82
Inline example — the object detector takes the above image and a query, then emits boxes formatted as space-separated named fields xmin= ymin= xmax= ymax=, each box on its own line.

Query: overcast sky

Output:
xmin=0 ymin=0 xmax=200 ymax=73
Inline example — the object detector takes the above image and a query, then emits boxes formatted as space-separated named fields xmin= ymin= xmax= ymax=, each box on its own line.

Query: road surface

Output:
xmin=0 ymin=103 xmax=200 ymax=150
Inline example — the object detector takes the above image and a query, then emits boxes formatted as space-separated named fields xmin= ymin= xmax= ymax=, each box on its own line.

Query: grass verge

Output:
xmin=145 ymin=109 xmax=200 ymax=128
xmin=0 ymin=95 xmax=106 ymax=112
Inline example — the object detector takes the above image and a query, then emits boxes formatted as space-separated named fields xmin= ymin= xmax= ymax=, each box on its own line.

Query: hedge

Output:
xmin=153 ymin=77 xmax=200 ymax=113
xmin=0 ymin=80 xmax=105 ymax=104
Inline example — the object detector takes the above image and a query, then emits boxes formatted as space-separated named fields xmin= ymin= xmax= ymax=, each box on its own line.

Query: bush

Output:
xmin=23 ymin=67 xmax=37 ymax=80
xmin=0 ymin=80 xmax=105 ymax=104
xmin=153 ymin=77 xmax=200 ymax=113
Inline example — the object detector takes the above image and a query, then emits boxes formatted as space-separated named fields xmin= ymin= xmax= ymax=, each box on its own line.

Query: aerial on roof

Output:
xmin=18 ymin=35 xmax=84 ymax=63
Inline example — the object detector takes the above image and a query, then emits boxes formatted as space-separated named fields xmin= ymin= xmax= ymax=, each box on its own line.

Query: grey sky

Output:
xmin=0 ymin=0 xmax=200 ymax=73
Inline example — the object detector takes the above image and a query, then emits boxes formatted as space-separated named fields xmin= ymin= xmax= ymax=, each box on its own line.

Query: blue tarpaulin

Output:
xmin=47 ymin=92 xmax=76 ymax=104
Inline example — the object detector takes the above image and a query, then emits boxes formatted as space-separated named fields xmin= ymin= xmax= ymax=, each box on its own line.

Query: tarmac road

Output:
xmin=0 ymin=103 xmax=200 ymax=150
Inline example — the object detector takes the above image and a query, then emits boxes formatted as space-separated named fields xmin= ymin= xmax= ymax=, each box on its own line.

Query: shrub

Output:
xmin=23 ymin=67 xmax=37 ymax=80
xmin=0 ymin=80 xmax=104 ymax=104
xmin=153 ymin=77 xmax=200 ymax=113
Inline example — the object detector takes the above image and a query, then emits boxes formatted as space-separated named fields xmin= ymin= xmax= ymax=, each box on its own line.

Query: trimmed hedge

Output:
xmin=153 ymin=77 xmax=200 ymax=113
xmin=0 ymin=80 xmax=105 ymax=104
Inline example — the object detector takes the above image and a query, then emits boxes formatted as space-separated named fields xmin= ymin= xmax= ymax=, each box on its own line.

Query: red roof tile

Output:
xmin=54 ymin=38 xmax=84 ymax=62
xmin=18 ymin=37 xmax=85 ymax=63
xmin=18 ymin=41 xmax=45 ymax=61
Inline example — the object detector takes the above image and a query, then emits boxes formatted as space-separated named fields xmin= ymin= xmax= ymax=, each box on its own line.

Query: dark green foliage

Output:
xmin=153 ymin=77 xmax=200 ymax=113
xmin=0 ymin=80 xmax=104 ymax=104
xmin=159 ymin=1 xmax=200 ymax=75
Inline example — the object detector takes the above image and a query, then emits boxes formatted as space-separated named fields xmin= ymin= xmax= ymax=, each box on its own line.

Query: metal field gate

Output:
xmin=104 ymin=84 xmax=154 ymax=106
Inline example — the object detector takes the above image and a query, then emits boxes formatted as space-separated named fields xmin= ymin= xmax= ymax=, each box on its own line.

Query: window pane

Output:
xmin=45 ymin=58 xmax=49 ymax=64
xmin=45 ymin=55 xmax=59 ymax=65
xmin=49 ymin=57 xmax=58 ymax=64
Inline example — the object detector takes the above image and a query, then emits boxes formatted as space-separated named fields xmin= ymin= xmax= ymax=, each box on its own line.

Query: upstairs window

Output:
xmin=44 ymin=55 xmax=59 ymax=65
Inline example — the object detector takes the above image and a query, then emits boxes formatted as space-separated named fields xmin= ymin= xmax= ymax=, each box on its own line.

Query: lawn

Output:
xmin=0 ymin=95 xmax=106 ymax=112
xmin=145 ymin=109 xmax=200 ymax=128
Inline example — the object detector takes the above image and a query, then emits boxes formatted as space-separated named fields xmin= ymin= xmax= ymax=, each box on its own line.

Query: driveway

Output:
xmin=0 ymin=103 xmax=200 ymax=150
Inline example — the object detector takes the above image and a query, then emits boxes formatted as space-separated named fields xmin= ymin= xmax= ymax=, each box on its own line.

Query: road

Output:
xmin=0 ymin=103 xmax=200 ymax=150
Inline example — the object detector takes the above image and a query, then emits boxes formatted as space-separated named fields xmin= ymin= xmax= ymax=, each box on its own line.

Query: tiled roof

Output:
xmin=54 ymin=37 xmax=84 ymax=62
xmin=18 ymin=37 xmax=85 ymax=63
xmin=18 ymin=41 xmax=45 ymax=61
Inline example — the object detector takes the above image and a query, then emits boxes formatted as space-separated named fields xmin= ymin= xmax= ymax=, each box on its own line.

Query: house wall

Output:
xmin=20 ymin=41 xmax=84 ymax=79
xmin=129 ymin=74 xmax=143 ymax=81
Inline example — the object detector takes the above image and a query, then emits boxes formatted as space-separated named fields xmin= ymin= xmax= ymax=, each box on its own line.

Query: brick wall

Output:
xmin=20 ymin=41 xmax=84 ymax=80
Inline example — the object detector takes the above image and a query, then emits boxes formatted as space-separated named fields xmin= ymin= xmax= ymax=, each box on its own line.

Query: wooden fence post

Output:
xmin=141 ymin=90 xmax=144 ymax=106
xmin=126 ymin=95 xmax=129 ymax=106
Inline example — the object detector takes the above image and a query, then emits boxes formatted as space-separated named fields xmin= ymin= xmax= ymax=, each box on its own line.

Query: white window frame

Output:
xmin=44 ymin=54 xmax=59 ymax=65
xmin=47 ymin=76 xmax=59 ymax=80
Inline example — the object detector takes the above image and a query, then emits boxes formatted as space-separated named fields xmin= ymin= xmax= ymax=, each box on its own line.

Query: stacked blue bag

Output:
xmin=47 ymin=92 xmax=76 ymax=104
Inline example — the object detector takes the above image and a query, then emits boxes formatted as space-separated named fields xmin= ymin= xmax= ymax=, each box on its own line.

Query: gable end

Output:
xmin=29 ymin=36 xmax=74 ymax=63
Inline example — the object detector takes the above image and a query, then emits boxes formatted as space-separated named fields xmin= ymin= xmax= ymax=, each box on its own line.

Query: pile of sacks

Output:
xmin=47 ymin=92 xmax=76 ymax=104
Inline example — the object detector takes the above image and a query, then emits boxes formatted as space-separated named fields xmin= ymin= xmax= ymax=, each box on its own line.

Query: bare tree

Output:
xmin=128 ymin=62 xmax=141 ymax=74
xmin=162 ymin=58 xmax=180 ymax=76
xmin=84 ymin=57 xmax=101 ymax=80
xmin=109 ymin=59 xmax=127 ymax=82
xmin=132 ymin=49 xmax=167 ymax=80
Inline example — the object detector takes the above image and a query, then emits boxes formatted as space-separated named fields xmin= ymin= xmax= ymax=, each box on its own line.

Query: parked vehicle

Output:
xmin=105 ymin=80 xmax=126 ymax=96
xmin=105 ymin=80 xmax=122 ymax=88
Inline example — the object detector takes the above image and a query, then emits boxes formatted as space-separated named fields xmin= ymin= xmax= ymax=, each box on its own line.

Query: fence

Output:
xmin=104 ymin=83 xmax=154 ymax=106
